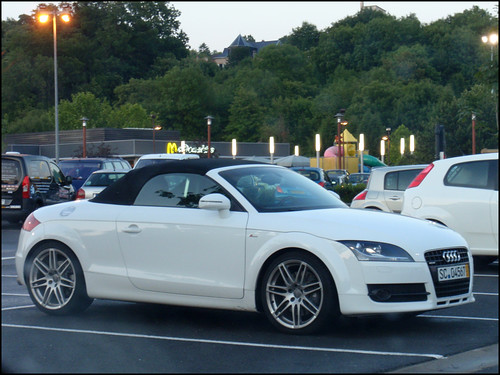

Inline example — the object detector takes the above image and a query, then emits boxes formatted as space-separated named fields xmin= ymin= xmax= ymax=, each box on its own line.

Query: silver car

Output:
xmin=350 ymin=165 xmax=426 ymax=213
xmin=76 ymin=169 xmax=129 ymax=200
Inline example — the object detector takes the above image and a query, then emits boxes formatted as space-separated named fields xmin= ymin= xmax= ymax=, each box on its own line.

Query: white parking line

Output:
xmin=1 ymin=323 xmax=445 ymax=359
xmin=2 ymin=305 xmax=35 ymax=311
xmin=1 ymin=257 xmax=15 ymax=261
xmin=420 ymin=315 xmax=498 ymax=322
xmin=2 ymin=293 xmax=29 ymax=297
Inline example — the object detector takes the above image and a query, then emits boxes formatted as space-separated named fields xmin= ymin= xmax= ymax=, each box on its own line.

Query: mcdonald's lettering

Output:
xmin=166 ymin=142 xmax=178 ymax=154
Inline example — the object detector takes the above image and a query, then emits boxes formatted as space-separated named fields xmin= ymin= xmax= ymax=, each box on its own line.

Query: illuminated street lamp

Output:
xmin=472 ymin=113 xmax=476 ymax=154
xmin=269 ymin=136 xmax=275 ymax=164
xmin=80 ymin=117 xmax=88 ymax=158
xmin=482 ymin=33 xmax=498 ymax=62
xmin=294 ymin=145 xmax=299 ymax=156
xmin=37 ymin=4 xmax=71 ymax=163
xmin=400 ymin=137 xmax=405 ymax=156
xmin=232 ymin=139 xmax=237 ymax=159
xmin=380 ymin=139 xmax=385 ymax=164
xmin=359 ymin=133 xmax=364 ymax=173
xmin=205 ymin=115 xmax=214 ymax=158
xmin=315 ymin=134 xmax=321 ymax=168
xmin=410 ymin=135 xmax=415 ymax=155
xmin=481 ymin=33 xmax=498 ymax=131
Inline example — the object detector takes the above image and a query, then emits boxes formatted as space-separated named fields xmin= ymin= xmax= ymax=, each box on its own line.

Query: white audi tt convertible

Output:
xmin=16 ymin=159 xmax=474 ymax=334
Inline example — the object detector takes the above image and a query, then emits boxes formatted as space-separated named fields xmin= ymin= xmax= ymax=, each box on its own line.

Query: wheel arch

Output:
xmin=24 ymin=239 xmax=84 ymax=284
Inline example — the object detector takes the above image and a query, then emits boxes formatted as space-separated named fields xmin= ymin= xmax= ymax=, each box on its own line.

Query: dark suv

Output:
xmin=2 ymin=153 xmax=74 ymax=223
xmin=58 ymin=157 xmax=131 ymax=191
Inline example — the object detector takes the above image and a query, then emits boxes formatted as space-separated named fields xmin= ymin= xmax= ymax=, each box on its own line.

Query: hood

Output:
xmin=248 ymin=208 xmax=468 ymax=258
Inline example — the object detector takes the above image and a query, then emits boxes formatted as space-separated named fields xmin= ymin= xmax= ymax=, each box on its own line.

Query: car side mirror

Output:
xmin=65 ymin=176 xmax=73 ymax=185
xmin=199 ymin=193 xmax=231 ymax=214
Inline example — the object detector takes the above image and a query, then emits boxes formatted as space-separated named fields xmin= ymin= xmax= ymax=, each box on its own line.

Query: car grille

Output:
xmin=424 ymin=248 xmax=471 ymax=298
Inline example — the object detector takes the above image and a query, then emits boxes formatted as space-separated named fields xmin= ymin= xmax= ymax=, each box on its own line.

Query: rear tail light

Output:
xmin=76 ymin=188 xmax=86 ymax=200
xmin=353 ymin=189 xmax=368 ymax=201
xmin=318 ymin=181 xmax=325 ymax=187
xmin=21 ymin=176 xmax=30 ymax=199
xmin=22 ymin=212 xmax=40 ymax=232
xmin=408 ymin=164 xmax=434 ymax=188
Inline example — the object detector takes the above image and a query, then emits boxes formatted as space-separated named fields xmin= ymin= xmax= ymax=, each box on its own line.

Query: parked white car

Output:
xmin=76 ymin=169 xmax=129 ymax=200
xmin=351 ymin=165 xmax=427 ymax=213
xmin=16 ymin=159 xmax=474 ymax=334
xmin=402 ymin=153 xmax=498 ymax=265
xmin=133 ymin=153 xmax=199 ymax=169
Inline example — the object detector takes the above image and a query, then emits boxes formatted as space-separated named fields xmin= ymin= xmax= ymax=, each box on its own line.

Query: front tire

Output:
xmin=25 ymin=241 xmax=93 ymax=315
xmin=260 ymin=251 xmax=338 ymax=334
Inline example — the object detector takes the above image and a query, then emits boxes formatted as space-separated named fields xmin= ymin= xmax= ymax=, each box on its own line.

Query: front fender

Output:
xmin=245 ymin=231 xmax=360 ymax=297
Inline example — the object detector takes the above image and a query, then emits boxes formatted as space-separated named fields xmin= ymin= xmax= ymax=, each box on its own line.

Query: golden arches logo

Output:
xmin=166 ymin=142 xmax=178 ymax=154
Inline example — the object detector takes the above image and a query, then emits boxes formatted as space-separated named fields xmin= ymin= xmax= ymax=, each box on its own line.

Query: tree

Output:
xmin=287 ymin=22 xmax=320 ymax=51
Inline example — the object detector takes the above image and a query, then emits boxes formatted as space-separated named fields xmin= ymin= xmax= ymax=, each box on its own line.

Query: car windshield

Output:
xmin=220 ymin=166 xmax=345 ymax=212
xmin=84 ymin=172 xmax=127 ymax=187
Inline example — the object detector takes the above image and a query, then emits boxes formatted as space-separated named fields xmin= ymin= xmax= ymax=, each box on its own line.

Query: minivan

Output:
xmin=58 ymin=157 xmax=131 ymax=191
xmin=2 ymin=153 xmax=74 ymax=223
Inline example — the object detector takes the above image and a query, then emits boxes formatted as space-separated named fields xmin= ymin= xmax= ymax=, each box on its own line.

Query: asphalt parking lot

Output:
xmin=2 ymin=221 xmax=498 ymax=373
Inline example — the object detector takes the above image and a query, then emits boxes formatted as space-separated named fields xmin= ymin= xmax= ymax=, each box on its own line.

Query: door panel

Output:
xmin=116 ymin=206 xmax=248 ymax=298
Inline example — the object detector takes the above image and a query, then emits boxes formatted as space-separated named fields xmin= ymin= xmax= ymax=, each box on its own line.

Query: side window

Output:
xmin=397 ymin=169 xmax=422 ymax=190
xmin=29 ymin=160 xmax=51 ymax=180
xmin=384 ymin=169 xmax=422 ymax=191
xmin=49 ymin=162 xmax=65 ymax=184
xmin=444 ymin=160 xmax=491 ymax=189
xmin=384 ymin=171 xmax=398 ymax=190
xmin=103 ymin=161 xmax=114 ymax=170
xmin=134 ymin=173 xmax=224 ymax=208
xmin=112 ymin=161 xmax=123 ymax=170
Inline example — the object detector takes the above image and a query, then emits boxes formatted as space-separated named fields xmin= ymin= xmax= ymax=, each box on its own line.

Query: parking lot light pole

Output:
xmin=359 ymin=134 xmax=364 ymax=173
xmin=315 ymin=134 xmax=321 ymax=168
xmin=472 ymin=113 xmax=476 ymax=154
xmin=80 ymin=117 xmax=88 ymax=158
xmin=205 ymin=115 xmax=214 ymax=158
xmin=37 ymin=4 xmax=71 ymax=163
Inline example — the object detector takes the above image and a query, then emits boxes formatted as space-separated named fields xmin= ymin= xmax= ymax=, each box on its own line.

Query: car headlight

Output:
xmin=339 ymin=241 xmax=414 ymax=262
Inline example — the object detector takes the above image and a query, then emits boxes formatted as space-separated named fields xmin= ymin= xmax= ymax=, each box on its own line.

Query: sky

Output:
xmin=1 ymin=1 xmax=498 ymax=51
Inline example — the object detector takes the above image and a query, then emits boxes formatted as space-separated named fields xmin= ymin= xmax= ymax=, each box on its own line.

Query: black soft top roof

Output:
xmin=92 ymin=158 xmax=265 ymax=205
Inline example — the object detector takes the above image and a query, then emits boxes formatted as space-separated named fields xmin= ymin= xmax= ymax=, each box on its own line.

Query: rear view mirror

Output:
xmin=199 ymin=193 xmax=231 ymax=211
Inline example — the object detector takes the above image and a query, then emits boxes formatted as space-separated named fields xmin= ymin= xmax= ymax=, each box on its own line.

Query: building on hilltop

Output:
xmin=211 ymin=34 xmax=281 ymax=68
xmin=360 ymin=2 xmax=386 ymax=14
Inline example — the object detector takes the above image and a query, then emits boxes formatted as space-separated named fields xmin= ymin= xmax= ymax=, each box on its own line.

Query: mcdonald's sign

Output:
xmin=166 ymin=142 xmax=178 ymax=154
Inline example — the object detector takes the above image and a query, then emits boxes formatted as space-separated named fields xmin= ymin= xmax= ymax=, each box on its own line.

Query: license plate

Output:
xmin=438 ymin=264 xmax=469 ymax=282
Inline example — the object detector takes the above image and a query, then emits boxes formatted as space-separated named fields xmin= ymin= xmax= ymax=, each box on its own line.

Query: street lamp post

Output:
xmin=482 ymin=33 xmax=499 ymax=131
xmin=232 ymin=139 xmax=237 ymax=159
xmin=380 ymin=139 xmax=385 ymax=164
xmin=315 ymin=134 xmax=321 ymax=168
xmin=381 ymin=127 xmax=391 ymax=165
xmin=335 ymin=110 xmax=347 ymax=170
xmin=37 ymin=4 xmax=71 ymax=163
xmin=269 ymin=136 xmax=275 ymax=164
xmin=80 ymin=117 xmax=88 ymax=158
xmin=359 ymin=133 xmax=364 ymax=173
xmin=205 ymin=116 xmax=214 ymax=158
xmin=472 ymin=113 xmax=476 ymax=154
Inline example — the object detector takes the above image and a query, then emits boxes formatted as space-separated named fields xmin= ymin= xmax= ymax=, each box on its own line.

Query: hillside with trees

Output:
xmin=2 ymin=1 xmax=498 ymax=163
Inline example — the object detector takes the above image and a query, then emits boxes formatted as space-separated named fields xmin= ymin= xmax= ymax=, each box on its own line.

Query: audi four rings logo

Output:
xmin=442 ymin=250 xmax=461 ymax=263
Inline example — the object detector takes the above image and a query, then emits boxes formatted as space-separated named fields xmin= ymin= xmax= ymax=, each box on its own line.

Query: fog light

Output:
xmin=369 ymin=288 xmax=392 ymax=302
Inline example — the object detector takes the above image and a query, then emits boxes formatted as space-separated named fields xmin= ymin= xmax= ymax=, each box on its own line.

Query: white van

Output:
xmin=133 ymin=153 xmax=199 ymax=169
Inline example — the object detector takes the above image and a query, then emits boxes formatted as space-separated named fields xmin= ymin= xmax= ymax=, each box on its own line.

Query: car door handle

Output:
xmin=389 ymin=196 xmax=401 ymax=200
xmin=122 ymin=224 xmax=142 ymax=234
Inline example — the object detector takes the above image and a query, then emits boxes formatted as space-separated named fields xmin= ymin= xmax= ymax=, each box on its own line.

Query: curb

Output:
xmin=388 ymin=344 xmax=498 ymax=373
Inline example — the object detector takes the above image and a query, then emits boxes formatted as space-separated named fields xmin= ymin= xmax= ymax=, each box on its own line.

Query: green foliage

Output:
xmin=333 ymin=183 xmax=367 ymax=205
xmin=1 ymin=3 xmax=498 ymax=162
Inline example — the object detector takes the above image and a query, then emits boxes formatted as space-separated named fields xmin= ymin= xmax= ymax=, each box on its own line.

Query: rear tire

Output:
xmin=25 ymin=241 xmax=93 ymax=315
xmin=260 ymin=251 xmax=339 ymax=334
